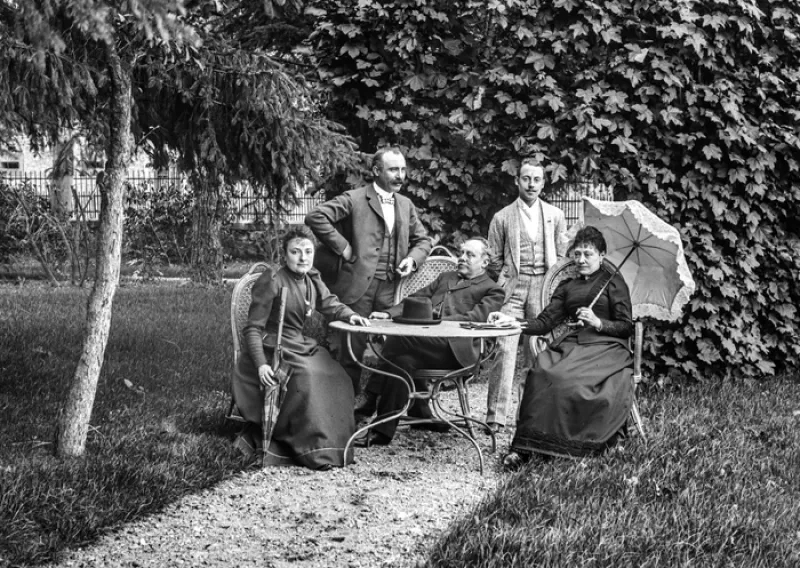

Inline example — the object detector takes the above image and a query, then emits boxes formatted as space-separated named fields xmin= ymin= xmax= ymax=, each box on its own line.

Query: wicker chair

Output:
xmin=530 ymin=257 xmax=646 ymax=439
xmin=228 ymin=262 xmax=331 ymax=423
xmin=393 ymin=245 xmax=458 ymax=304
xmin=227 ymin=262 xmax=271 ymax=422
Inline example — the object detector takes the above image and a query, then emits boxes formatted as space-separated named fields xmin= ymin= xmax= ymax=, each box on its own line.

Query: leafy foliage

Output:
xmin=132 ymin=1 xmax=361 ymax=282
xmin=309 ymin=0 xmax=800 ymax=381
xmin=0 ymin=181 xmax=31 ymax=262
xmin=0 ymin=0 xmax=199 ymax=457
xmin=124 ymin=177 xmax=194 ymax=271
xmin=0 ymin=180 xmax=96 ymax=284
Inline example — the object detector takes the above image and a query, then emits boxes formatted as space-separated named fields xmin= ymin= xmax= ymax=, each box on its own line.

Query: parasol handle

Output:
xmin=586 ymin=245 xmax=637 ymax=310
xmin=272 ymin=286 xmax=288 ymax=370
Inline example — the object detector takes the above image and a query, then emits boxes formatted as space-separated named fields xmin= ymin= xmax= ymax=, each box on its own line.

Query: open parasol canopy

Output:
xmin=583 ymin=197 xmax=695 ymax=322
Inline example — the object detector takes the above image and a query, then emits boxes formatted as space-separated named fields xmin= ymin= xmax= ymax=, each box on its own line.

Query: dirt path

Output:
xmin=48 ymin=384 xmax=514 ymax=568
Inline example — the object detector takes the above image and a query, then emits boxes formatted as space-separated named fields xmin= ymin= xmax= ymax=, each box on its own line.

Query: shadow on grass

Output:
xmin=424 ymin=377 xmax=800 ymax=567
xmin=0 ymin=281 xmax=251 ymax=567
xmin=0 ymin=258 xmax=256 ymax=283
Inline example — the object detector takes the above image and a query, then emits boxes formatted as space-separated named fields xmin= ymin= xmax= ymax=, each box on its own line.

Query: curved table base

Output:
xmin=343 ymin=334 xmax=496 ymax=474
xmin=333 ymin=320 xmax=520 ymax=475
xmin=343 ymin=333 xmax=413 ymax=460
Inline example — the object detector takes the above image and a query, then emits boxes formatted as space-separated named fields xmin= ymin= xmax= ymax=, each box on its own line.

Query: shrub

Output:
xmin=0 ymin=180 xmax=29 ymax=262
xmin=0 ymin=180 xmax=92 ymax=283
xmin=123 ymin=178 xmax=194 ymax=274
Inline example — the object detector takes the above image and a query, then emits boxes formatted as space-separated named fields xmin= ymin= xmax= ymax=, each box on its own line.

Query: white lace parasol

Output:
xmin=583 ymin=197 xmax=696 ymax=321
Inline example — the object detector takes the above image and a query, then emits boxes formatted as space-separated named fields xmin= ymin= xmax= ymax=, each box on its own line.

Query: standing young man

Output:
xmin=305 ymin=147 xmax=432 ymax=393
xmin=485 ymin=158 xmax=568 ymax=432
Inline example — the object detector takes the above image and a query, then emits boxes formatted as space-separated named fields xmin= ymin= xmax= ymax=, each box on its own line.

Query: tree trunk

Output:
xmin=50 ymin=136 xmax=74 ymax=217
xmin=50 ymin=174 xmax=74 ymax=216
xmin=55 ymin=45 xmax=130 ymax=458
xmin=189 ymin=170 xmax=225 ymax=284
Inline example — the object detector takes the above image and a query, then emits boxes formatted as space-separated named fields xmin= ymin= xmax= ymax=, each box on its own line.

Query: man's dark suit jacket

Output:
xmin=386 ymin=271 xmax=505 ymax=367
xmin=305 ymin=185 xmax=431 ymax=305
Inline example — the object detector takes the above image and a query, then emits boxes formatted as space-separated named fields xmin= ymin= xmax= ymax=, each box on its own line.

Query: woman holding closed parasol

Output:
xmin=233 ymin=226 xmax=370 ymax=470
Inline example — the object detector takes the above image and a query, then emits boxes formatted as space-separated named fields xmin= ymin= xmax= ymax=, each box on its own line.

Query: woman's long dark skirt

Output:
xmin=233 ymin=346 xmax=355 ymax=469
xmin=511 ymin=334 xmax=633 ymax=458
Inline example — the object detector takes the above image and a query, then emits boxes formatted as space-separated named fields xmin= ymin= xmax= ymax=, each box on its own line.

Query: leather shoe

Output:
xmin=354 ymin=391 xmax=378 ymax=419
xmin=502 ymin=451 xmax=525 ymax=471
xmin=406 ymin=403 xmax=434 ymax=420
xmin=410 ymin=421 xmax=451 ymax=433
xmin=406 ymin=403 xmax=451 ymax=432
xmin=354 ymin=431 xmax=392 ymax=448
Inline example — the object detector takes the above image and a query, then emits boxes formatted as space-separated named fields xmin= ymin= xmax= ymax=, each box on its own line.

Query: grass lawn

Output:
xmin=426 ymin=376 xmax=800 ymax=567
xmin=0 ymin=282 xmax=245 ymax=567
xmin=2 ymin=282 xmax=799 ymax=567
xmin=0 ymin=257 xmax=255 ymax=281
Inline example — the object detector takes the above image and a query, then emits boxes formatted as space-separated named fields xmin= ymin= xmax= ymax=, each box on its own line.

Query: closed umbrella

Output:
xmin=583 ymin=197 xmax=695 ymax=321
xmin=262 ymin=286 xmax=293 ymax=463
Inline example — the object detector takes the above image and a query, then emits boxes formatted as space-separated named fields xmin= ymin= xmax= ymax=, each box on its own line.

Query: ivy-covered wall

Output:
xmin=310 ymin=0 xmax=800 ymax=381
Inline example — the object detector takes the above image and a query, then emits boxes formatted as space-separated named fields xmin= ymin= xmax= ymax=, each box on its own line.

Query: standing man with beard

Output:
xmin=484 ymin=158 xmax=568 ymax=433
xmin=305 ymin=147 xmax=432 ymax=395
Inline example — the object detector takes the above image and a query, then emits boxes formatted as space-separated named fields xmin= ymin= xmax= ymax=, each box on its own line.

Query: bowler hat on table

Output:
xmin=393 ymin=297 xmax=441 ymax=325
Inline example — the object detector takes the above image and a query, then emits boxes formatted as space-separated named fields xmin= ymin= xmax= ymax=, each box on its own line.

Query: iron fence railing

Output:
xmin=226 ymin=181 xmax=325 ymax=226
xmin=1 ymin=170 xmax=612 ymax=227
xmin=548 ymin=180 xmax=615 ymax=226
xmin=0 ymin=170 xmax=324 ymax=225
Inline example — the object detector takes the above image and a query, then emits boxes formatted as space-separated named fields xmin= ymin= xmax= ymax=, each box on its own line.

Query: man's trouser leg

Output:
xmin=372 ymin=337 xmax=458 ymax=441
xmin=340 ymin=278 xmax=395 ymax=395
xmin=485 ymin=304 xmax=523 ymax=427
xmin=485 ymin=274 xmax=543 ymax=426
xmin=519 ymin=274 xmax=545 ymax=371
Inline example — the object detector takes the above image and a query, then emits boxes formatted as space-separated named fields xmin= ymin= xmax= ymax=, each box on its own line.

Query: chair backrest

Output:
xmin=538 ymin=257 xmax=581 ymax=342
xmin=394 ymin=245 xmax=458 ymax=304
xmin=231 ymin=262 xmax=272 ymax=365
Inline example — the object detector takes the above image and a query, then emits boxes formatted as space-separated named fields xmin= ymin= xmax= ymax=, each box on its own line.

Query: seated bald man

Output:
xmin=355 ymin=237 xmax=505 ymax=447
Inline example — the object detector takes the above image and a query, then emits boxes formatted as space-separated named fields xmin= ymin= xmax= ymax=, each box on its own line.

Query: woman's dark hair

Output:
xmin=570 ymin=225 xmax=607 ymax=254
xmin=281 ymin=225 xmax=317 ymax=254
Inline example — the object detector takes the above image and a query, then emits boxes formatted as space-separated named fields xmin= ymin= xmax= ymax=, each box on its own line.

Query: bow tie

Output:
xmin=379 ymin=195 xmax=395 ymax=205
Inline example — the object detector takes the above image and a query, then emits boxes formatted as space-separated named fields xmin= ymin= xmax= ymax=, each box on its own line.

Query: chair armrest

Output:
xmin=529 ymin=336 xmax=549 ymax=358
xmin=633 ymin=320 xmax=643 ymax=385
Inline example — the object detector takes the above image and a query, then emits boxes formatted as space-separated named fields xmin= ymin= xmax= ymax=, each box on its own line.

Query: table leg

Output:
xmin=426 ymin=377 xmax=497 ymax=454
xmin=343 ymin=332 xmax=415 ymax=456
xmin=426 ymin=380 xmax=486 ymax=474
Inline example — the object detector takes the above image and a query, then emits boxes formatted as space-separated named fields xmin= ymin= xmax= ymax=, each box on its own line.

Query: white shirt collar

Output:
xmin=373 ymin=182 xmax=395 ymax=234
xmin=517 ymin=197 xmax=539 ymax=210
xmin=373 ymin=183 xmax=393 ymax=199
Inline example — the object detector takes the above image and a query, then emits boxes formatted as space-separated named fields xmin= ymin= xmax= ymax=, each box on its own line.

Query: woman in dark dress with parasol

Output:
xmin=488 ymin=226 xmax=634 ymax=468
xmin=233 ymin=226 xmax=370 ymax=470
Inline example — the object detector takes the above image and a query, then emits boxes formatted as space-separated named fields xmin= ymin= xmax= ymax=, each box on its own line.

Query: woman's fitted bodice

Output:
xmin=524 ymin=265 xmax=633 ymax=339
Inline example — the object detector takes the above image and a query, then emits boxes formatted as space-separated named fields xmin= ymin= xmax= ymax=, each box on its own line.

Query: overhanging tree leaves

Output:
xmin=133 ymin=1 xmax=359 ymax=283
xmin=0 ymin=0 xmax=194 ymax=457
xmin=310 ymin=0 xmax=800 ymax=381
